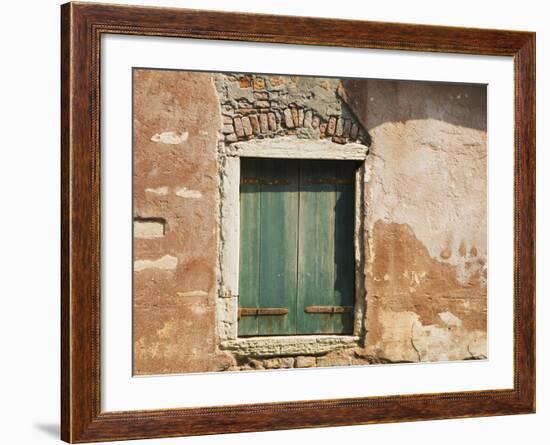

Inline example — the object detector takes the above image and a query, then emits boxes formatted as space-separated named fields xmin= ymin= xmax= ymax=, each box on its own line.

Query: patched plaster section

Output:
xmin=369 ymin=309 xmax=486 ymax=363
xmin=150 ymin=131 xmax=189 ymax=144
xmin=367 ymin=119 xmax=487 ymax=275
xmin=134 ymin=255 xmax=178 ymax=272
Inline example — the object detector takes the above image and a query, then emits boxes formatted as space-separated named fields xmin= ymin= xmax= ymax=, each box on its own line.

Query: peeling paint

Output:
xmin=150 ymin=131 xmax=189 ymax=144
xmin=439 ymin=311 xmax=463 ymax=327
xmin=134 ymin=220 xmax=165 ymax=238
xmin=145 ymin=186 xmax=169 ymax=195
xmin=177 ymin=290 xmax=208 ymax=297
xmin=175 ymin=187 xmax=202 ymax=199
xmin=134 ymin=255 xmax=178 ymax=272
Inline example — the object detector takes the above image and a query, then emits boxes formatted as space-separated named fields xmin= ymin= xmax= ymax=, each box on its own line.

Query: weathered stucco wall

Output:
xmin=133 ymin=69 xmax=234 ymax=375
xmin=133 ymin=71 xmax=487 ymax=374
xmin=342 ymin=79 xmax=488 ymax=362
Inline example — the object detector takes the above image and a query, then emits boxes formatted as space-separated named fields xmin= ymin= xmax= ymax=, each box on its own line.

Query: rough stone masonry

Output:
xmin=133 ymin=69 xmax=487 ymax=374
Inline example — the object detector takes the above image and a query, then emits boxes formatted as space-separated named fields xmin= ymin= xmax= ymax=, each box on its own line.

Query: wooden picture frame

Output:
xmin=61 ymin=2 xmax=535 ymax=442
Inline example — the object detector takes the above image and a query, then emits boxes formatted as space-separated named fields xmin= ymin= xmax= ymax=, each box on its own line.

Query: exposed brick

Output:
xmin=239 ymin=76 xmax=252 ymax=88
xmin=241 ymin=116 xmax=253 ymax=137
xmin=259 ymin=113 xmax=269 ymax=133
xmin=225 ymin=133 xmax=238 ymax=143
xmin=283 ymin=109 xmax=294 ymax=128
xmin=268 ymin=112 xmax=277 ymax=131
xmin=319 ymin=122 xmax=327 ymax=137
xmin=249 ymin=115 xmax=260 ymax=135
xmin=335 ymin=117 xmax=344 ymax=136
xmin=326 ymin=117 xmax=337 ymax=136
xmin=255 ymin=100 xmax=270 ymax=108
xmin=291 ymin=107 xmax=299 ymax=127
xmin=350 ymin=123 xmax=359 ymax=140
xmin=298 ymin=108 xmax=305 ymax=127
xmin=253 ymin=77 xmax=266 ymax=90
xmin=343 ymin=119 xmax=352 ymax=138
xmin=304 ymin=110 xmax=313 ymax=128
xmin=268 ymin=76 xmax=284 ymax=87
xmin=233 ymin=117 xmax=244 ymax=138
xmin=311 ymin=116 xmax=320 ymax=129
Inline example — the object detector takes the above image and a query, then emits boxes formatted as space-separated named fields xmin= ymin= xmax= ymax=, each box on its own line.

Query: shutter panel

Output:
xmin=238 ymin=159 xmax=261 ymax=336
xmin=257 ymin=159 xmax=299 ymax=335
xmin=239 ymin=158 xmax=299 ymax=336
xmin=297 ymin=160 xmax=355 ymax=334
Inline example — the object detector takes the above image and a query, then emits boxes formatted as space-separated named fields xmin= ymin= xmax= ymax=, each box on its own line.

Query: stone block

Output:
xmin=249 ymin=114 xmax=260 ymax=134
xmin=239 ymin=76 xmax=252 ymax=88
xmin=295 ymin=356 xmax=316 ymax=368
xmin=268 ymin=112 xmax=277 ymax=131
xmin=335 ymin=117 xmax=344 ymax=136
xmin=233 ymin=117 xmax=244 ymax=137
xmin=255 ymin=100 xmax=270 ymax=108
xmin=263 ymin=357 xmax=295 ymax=369
xmin=311 ymin=115 xmax=320 ymax=129
xmin=253 ymin=77 xmax=266 ymax=90
xmin=259 ymin=113 xmax=269 ymax=133
xmin=327 ymin=116 xmax=337 ymax=136
xmin=304 ymin=110 xmax=313 ymax=128
xmin=283 ymin=108 xmax=294 ymax=128
xmin=241 ymin=116 xmax=253 ymax=137
xmin=298 ymin=108 xmax=305 ymax=127
xmin=291 ymin=107 xmax=299 ymax=127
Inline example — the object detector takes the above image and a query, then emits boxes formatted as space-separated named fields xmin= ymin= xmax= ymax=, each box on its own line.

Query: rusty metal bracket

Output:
xmin=239 ymin=307 xmax=289 ymax=318
xmin=304 ymin=305 xmax=354 ymax=314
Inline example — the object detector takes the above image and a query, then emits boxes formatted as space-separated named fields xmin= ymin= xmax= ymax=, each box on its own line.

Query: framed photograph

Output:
xmin=61 ymin=2 xmax=535 ymax=442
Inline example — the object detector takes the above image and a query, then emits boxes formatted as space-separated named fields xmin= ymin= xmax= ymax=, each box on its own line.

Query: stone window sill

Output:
xmin=220 ymin=335 xmax=360 ymax=358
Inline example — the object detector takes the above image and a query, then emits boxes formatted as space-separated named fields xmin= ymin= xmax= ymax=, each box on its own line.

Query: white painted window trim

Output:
xmin=217 ymin=136 xmax=369 ymax=355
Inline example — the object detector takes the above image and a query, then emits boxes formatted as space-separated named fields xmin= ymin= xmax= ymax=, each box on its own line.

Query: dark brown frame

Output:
xmin=61 ymin=2 xmax=536 ymax=442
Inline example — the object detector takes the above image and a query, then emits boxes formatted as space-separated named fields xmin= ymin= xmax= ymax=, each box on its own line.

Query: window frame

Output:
xmin=217 ymin=137 xmax=369 ymax=353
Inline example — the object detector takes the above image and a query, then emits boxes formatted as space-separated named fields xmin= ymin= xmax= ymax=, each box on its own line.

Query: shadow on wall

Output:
xmin=340 ymin=78 xmax=487 ymax=132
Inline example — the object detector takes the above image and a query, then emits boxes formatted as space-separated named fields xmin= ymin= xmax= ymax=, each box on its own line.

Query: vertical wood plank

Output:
xmin=333 ymin=162 xmax=356 ymax=333
xmin=238 ymin=159 xmax=261 ymax=336
xmin=258 ymin=159 xmax=299 ymax=335
xmin=297 ymin=160 xmax=337 ymax=334
xmin=297 ymin=160 xmax=355 ymax=334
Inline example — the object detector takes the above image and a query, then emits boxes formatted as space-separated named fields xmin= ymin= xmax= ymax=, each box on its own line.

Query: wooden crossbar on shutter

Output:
xmin=238 ymin=158 xmax=355 ymax=336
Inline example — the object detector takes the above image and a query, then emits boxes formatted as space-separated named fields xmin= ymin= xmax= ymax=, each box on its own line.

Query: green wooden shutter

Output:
xmin=239 ymin=158 xmax=355 ymax=336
